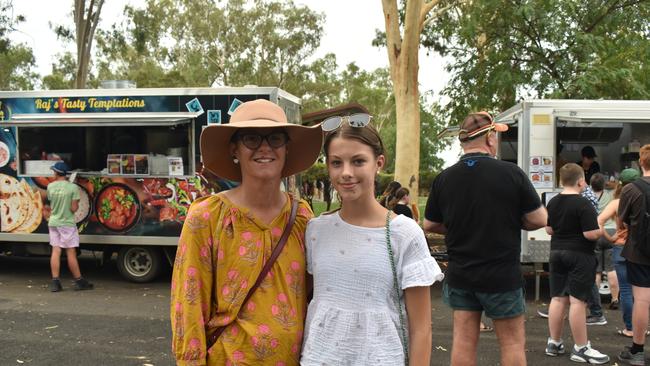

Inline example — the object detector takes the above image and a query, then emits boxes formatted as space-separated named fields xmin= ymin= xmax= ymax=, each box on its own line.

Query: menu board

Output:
xmin=108 ymin=154 xmax=149 ymax=175
xmin=529 ymin=155 xmax=554 ymax=188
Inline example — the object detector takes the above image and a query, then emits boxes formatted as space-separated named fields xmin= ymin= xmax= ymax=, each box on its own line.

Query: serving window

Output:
xmin=16 ymin=122 xmax=194 ymax=177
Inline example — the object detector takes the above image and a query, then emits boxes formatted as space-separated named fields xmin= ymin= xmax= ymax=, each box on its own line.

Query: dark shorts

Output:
xmin=626 ymin=261 xmax=650 ymax=288
xmin=442 ymin=282 xmax=526 ymax=319
xmin=595 ymin=247 xmax=613 ymax=272
xmin=549 ymin=250 xmax=596 ymax=302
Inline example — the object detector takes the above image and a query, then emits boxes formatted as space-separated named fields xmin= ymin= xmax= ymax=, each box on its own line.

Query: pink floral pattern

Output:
xmin=170 ymin=194 xmax=312 ymax=365
xmin=271 ymin=292 xmax=297 ymax=329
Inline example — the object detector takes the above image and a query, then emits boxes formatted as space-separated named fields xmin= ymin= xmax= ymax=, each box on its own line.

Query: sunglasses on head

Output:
xmin=234 ymin=131 xmax=290 ymax=150
xmin=321 ymin=113 xmax=373 ymax=132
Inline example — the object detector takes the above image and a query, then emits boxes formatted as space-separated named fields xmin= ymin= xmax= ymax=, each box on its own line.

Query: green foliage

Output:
xmin=92 ymin=0 xmax=323 ymax=89
xmin=376 ymin=172 xmax=395 ymax=194
xmin=418 ymin=170 xmax=437 ymax=196
xmin=41 ymin=52 xmax=77 ymax=90
xmin=0 ymin=1 xmax=38 ymax=90
xmin=424 ymin=0 xmax=650 ymax=123
xmin=301 ymin=162 xmax=328 ymax=183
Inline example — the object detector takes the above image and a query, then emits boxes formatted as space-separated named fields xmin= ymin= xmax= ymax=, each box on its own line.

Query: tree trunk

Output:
xmin=393 ymin=76 xmax=421 ymax=192
xmin=383 ymin=0 xmax=426 ymax=192
xmin=74 ymin=0 xmax=104 ymax=89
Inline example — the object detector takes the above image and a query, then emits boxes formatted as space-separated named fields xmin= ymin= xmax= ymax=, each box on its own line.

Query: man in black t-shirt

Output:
xmin=578 ymin=145 xmax=600 ymax=184
xmin=424 ymin=112 xmax=547 ymax=366
xmin=617 ymin=145 xmax=650 ymax=364
xmin=544 ymin=163 xmax=609 ymax=363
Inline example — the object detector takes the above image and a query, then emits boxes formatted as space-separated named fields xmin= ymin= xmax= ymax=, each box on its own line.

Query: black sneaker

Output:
xmin=587 ymin=315 xmax=608 ymax=326
xmin=618 ymin=346 xmax=645 ymax=365
xmin=73 ymin=278 xmax=94 ymax=291
xmin=49 ymin=279 xmax=62 ymax=292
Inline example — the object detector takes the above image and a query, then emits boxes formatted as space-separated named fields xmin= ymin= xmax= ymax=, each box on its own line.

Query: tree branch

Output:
xmin=422 ymin=3 xmax=454 ymax=30
xmin=419 ymin=0 xmax=441 ymax=27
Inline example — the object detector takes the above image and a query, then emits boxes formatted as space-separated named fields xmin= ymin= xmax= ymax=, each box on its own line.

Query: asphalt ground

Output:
xmin=0 ymin=253 xmax=641 ymax=365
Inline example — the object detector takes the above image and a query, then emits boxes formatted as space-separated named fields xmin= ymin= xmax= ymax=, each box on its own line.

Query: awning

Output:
xmin=553 ymin=108 xmax=650 ymax=123
xmin=1 ymin=112 xmax=201 ymax=127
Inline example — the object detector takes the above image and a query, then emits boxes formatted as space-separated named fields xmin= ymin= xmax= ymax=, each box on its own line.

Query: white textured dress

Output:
xmin=300 ymin=212 xmax=444 ymax=365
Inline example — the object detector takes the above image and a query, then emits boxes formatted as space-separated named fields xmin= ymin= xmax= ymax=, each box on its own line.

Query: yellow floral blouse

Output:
xmin=171 ymin=193 xmax=313 ymax=366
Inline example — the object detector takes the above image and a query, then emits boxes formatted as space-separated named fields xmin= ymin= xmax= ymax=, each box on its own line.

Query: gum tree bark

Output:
xmin=381 ymin=0 xmax=451 ymax=190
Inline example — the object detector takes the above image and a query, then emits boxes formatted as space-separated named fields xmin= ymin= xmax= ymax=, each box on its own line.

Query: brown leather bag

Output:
xmin=206 ymin=197 xmax=299 ymax=348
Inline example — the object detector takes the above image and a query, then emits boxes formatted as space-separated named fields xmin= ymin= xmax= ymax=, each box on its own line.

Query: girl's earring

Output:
xmin=233 ymin=157 xmax=239 ymax=164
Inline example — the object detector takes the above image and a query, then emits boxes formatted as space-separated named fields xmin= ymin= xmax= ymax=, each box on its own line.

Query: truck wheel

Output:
xmin=116 ymin=246 xmax=162 ymax=283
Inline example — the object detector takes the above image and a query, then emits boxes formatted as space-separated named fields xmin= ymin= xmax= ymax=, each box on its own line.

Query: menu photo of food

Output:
xmin=0 ymin=173 xmax=43 ymax=233
xmin=121 ymin=154 xmax=136 ymax=175
xmin=0 ymin=141 xmax=10 ymax=168
xmin=530 ymin=170 xmax=553 ymax=188
xmin=134 ymin=154 xmax=149 ymax=175
xmin=530 ymin=155 xmax=553 ymax=171
xmin=107 ymin=154 xmax=121 ymax=175
xmin=95 ymin=183 xmax=141 ymax=232
xmin=530 ymin=156 xmax=541 ymax=168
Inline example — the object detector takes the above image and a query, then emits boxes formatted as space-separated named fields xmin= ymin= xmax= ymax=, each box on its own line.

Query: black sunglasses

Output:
xmin=234 ymin=131 xmax=290 ymax=150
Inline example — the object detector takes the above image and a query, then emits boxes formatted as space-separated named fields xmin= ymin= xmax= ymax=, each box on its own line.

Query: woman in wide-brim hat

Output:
xmin=171 ymin=99 xmax=322 ymax=365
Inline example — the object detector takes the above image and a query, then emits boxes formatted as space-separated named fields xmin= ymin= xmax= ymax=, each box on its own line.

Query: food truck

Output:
xmin=440 ymin=100 xmax=650 ymax=298
xmin=0 ymin=87 xmax=302 ymax=282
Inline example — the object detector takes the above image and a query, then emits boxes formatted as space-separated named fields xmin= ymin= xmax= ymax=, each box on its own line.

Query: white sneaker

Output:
xmin=570 ymin=342 xmax=610 ymax=364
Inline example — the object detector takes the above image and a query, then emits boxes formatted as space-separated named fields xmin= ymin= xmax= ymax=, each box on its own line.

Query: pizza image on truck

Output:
xmin=0 ymin=86 xmax=302 ymax=282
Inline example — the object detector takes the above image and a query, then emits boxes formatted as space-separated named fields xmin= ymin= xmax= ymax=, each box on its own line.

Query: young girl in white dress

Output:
xmin=300 ymin=117 xmax=444 ymax=365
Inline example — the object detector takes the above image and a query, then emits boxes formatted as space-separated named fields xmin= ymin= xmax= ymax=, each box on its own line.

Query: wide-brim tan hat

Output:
xmin=200 ymin=99 xmax=323 ymax=182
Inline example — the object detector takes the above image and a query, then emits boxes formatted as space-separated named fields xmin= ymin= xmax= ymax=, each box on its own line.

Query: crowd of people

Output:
xmin=168 ymin=99 xmax=650 ymax=365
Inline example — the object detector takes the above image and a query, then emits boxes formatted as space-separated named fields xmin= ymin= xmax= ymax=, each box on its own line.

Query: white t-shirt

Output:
xmin=301 ymin=212 xmax=444 ymax=365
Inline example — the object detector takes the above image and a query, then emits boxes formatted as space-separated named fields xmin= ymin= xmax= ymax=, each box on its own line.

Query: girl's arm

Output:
xmin=404 ymin=286 xmax=432 ymax=366
xmin=598 ymin=199 xmax=619 ymax=242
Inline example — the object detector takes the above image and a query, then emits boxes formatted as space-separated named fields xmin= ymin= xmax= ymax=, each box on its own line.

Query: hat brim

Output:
xmin=493 ymin=123 xmax=508 ymax=132
xmin=200 ymin=120 xmax=323 ymax=182
xmin=459 ymin=122 xmax=509 ymax=141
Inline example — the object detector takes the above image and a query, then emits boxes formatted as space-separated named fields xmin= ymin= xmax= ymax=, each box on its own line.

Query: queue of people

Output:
xmin=170 ymin=99 xmax=650 ymax=365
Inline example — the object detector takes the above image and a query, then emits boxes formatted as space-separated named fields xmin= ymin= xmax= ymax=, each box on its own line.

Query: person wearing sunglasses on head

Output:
xmin=301 ymin=116 xmax=443 ymax=365
xmin=424 ymin=112 xmax=548 ymax=366
xmin=170 ymin=99 xmax=323 ymax=366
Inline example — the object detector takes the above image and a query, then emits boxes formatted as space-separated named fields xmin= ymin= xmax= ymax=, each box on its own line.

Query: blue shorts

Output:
xmin=442 ymin=282 xmax=526 ymax=319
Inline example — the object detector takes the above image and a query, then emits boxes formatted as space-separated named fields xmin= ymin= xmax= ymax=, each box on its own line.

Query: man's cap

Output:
xmin=51 ymin=161 xmax=69 ymax=174
xmin=581 ymin=146 xmax=597 ymax=158
xmin=619 ymin=168 xmax=640 ymax=184
xmin=458 ymin=112 xmax=508 ymax=142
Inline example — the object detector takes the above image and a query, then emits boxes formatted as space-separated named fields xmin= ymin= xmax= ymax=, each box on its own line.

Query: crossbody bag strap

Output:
xmin=207 ymin=196 xmax=299 ymax=348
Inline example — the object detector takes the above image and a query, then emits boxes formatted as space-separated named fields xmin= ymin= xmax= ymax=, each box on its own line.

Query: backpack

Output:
xmin=632 ymin=179 xmax=650 ymax=258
